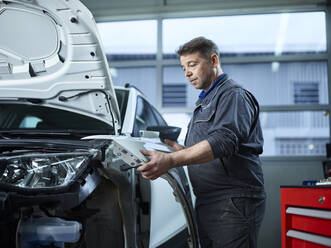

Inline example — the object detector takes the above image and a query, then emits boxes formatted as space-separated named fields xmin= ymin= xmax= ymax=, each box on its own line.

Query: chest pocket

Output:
xmin=188 ymin=107 xmax=216 ymax=145
xmin=194 ymin=107 xmax=215 ymax=123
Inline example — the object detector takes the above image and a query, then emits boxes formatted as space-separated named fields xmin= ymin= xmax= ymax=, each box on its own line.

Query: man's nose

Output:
xmin=185 ymin=69 xmax=192 ymax=78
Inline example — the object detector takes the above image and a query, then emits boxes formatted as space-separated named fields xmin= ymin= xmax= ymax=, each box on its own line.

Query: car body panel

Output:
xmin=0 ymin=0 xmax=120 ymax=131
xmin=149 ymin=178 xmax=187 ymax=247
xmin=119 ymin=87 xmax=138 ymax=135
xmin=113 ymin=87 xmax=198 ymax=247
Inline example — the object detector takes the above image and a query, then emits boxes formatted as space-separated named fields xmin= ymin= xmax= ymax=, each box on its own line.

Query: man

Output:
xmin=137 ymin=37 xmax=266 ymax=248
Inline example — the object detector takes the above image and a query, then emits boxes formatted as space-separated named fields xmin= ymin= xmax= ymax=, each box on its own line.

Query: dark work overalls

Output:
xmin=185 ymin=74 xmax=266 ymax=248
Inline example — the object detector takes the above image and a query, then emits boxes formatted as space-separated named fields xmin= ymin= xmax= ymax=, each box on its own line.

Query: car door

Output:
xmin=130 ymin=95 xmax=199 ymax=247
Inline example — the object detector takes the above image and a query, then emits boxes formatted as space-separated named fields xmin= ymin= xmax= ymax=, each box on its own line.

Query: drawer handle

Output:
xmin=287 ymin=230 xmax=331 ymax=247
xmin=286 ymin=207 xmax=331 ymax=220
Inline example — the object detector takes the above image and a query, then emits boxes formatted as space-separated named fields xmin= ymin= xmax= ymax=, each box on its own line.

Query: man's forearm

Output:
xmin=169 ymin=140 xmax=214 ymax=167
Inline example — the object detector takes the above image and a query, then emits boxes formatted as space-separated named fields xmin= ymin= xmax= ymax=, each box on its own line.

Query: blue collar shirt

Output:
xmin=198 ymin=73 xmax=227 ymax=101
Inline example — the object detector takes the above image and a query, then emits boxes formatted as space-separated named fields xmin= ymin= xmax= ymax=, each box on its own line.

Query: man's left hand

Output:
xmin=137 ymin=149 xmax=174 ymax=180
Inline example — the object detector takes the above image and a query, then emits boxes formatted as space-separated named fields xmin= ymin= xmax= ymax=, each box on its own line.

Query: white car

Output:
xmin=0 ymin=0 xmax=198 ymax=247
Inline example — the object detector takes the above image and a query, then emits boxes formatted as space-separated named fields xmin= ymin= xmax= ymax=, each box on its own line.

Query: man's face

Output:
xmin=180 ymin=52 xmax=217 ymax=91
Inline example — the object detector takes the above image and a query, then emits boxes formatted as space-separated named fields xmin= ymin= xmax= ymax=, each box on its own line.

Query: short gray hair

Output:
xmin=176 ymin=36 xmax=219 ymax=60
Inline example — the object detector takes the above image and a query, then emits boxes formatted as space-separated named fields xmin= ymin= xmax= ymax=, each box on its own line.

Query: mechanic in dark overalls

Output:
xmin=138 ymin=36 xmax=266 ymax=248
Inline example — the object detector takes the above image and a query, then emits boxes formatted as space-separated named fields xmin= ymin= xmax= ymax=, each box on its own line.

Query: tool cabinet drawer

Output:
xmin=286 ymin=207 xmax=331 ymax=237
xmin=287 ymin=230 xmax=331 ymax=248
xmin=281 ymin=186 xmax=331 ymax=248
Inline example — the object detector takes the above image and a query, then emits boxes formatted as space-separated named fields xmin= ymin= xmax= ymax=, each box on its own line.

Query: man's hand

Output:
xmin=137 ymin=140 xmax=214 ymax=181
xmin=164 ymin=139 xmax=184 ymax=151
xmin=137 ymin=149 xmax=174 ymax=180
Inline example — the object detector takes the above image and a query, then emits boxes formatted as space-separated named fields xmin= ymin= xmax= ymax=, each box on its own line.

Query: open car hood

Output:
xmin=0 ymin=0 xmax=120 ymax=132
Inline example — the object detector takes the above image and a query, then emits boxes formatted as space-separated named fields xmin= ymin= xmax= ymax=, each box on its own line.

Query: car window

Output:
xmin=19 ymin=116 xmax=42 ymax=128
xmin=115 ymin=89 xmax=129 ymax=126
xmin=0 ymin=104 xmax=114 ymax=133
xmin=151 ymin=106 xmax=167 ymax=126
xmin=133 ymin=97 xmax=158 ymax=137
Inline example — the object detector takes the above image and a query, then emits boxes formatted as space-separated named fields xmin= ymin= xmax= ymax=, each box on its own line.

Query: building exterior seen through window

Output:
xmin=261 ymin=111 xmax=329 ymax=156
xmin=97 ymin=11 xmax=328 ymax=156
xmin=162 ymin=84 xmax=187 ymax=107
xmin=293 ymin=82 xmax=319 ymax=104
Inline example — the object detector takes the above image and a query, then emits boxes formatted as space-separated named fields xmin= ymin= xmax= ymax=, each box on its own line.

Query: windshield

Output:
xmin=0 ymin=104 xmax=114 ymax=134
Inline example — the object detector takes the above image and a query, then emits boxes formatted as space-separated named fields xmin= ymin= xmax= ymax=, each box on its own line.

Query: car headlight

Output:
xmin=0 ymin=152 xmax=93 ymax=189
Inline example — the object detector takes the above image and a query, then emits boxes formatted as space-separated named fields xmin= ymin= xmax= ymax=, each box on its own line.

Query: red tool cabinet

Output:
xmin=281 ymin=186 xmax=331 ymax=248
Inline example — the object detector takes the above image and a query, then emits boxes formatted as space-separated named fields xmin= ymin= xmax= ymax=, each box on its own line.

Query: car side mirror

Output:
xmin=146 ymin=126 xmax=181 ymax=142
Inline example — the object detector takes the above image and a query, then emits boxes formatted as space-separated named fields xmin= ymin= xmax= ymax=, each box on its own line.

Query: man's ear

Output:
xmin=210 ymin=53 xmax=219 ymax=67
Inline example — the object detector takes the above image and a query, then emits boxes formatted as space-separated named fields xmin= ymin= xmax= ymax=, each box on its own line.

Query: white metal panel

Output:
xmin=0 ymin=0 xmax=120 ymax=130
xmin=149 ymin=177 xmax=187 ymax=247
xmin=120 ymin=87 xmax=137 ymax=135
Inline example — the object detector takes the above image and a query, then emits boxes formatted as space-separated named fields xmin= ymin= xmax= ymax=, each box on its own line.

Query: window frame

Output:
xmin=97 ymin=6 xmax=331 ymax=159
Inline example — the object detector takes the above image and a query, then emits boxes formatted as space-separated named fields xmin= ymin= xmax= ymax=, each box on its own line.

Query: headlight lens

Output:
xmin=0 ymin=152 xmax=92 ymax=189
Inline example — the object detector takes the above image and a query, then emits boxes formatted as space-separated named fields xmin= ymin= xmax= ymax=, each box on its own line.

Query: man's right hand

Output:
xmin=164 ymin=139 xmax=184 ymax=151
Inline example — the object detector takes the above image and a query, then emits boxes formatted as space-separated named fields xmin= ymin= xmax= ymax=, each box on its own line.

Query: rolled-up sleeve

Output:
xmin=206 ymin=88 xmax=256 ymax=158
